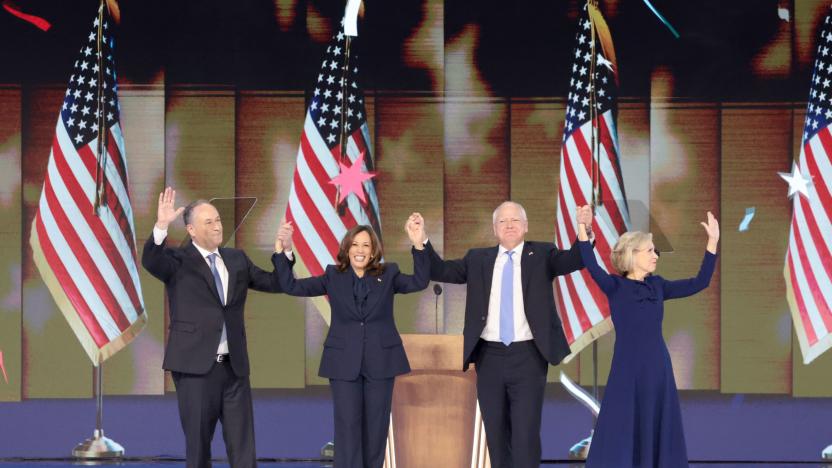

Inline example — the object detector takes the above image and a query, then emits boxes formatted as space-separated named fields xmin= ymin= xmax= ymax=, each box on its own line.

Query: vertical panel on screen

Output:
xmin=101 ymin=85 xmax=166 ymax=395
xmin=164 ymin=88 xmax=236 ymax=391
xmin=235 ymin=92 xmax=305 ymax=389
xmin=509 ymin=99 xmax=578 ymax=382
xmin=377 ymin=96 xmax=444 ymax=334
xmin=0 ymin=87 xmax=22 ymax=402
xmin=650 ymin=101 xmax=720 ymax=390
xmin=791 ymin=107 xmax=832 ymax=397
xmin=443 ymin=98 xmax=509 ymax=335
xmin=22 ymin=86 xmax=91 ymax=398
xmin=720 ymin=104 xmax=792 ymax=394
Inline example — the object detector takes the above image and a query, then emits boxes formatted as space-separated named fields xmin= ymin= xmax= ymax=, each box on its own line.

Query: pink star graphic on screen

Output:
xmin=329 ymin=150 xmax=376 ymax=204
xmin=0 ymin=350 xmax=8 ymax=384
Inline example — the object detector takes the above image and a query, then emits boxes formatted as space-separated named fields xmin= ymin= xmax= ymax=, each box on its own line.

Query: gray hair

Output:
xmin=183 ymin=199 xmax=211 ymax=226
xmin=492 ymin=201 xmax=528 ymax=225
xmin=611 ymin=231 xmax=653 ymax=275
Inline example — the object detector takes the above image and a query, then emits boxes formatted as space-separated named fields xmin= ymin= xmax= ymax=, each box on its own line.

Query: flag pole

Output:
xmin=567 ymin=1 xmax=604 ymax=460
xmin=72 ymin=1 xmax=124 ymax=460
xmin=587 ymin=0 xmax=602 ymax=405
xmin=72 ymin=362 xmax=124 ymax=459
xmin=93 ymin=0 xmax=108 ymax=214
xmin=588 ymin=0 xmax=603 ymax=209
xmin=334 ymin=33 xmax=353 ymax=211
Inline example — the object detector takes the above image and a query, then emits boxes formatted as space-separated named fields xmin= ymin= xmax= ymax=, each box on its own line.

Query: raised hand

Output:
xmin=700 ymin=211 xmax=719 ymax=254
xmin=275 ymin=218 xmax=294 ymax=253
xmin=156 ymin=187 xmax=184 ymax=230
xmin=576 ymin=204 xmax=593 ymax=226
xmin=576 ymin=205 xmax=593 ymax=241
xmin=405 ymin=212 xmax=426 ymax=249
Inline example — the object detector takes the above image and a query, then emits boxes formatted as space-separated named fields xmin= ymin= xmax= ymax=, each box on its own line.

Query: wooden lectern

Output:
xmin=382 ymin=334 xmax=491 ymax=468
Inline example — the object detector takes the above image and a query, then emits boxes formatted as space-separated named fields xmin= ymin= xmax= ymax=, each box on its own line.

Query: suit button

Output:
xmin=360 ymin=322 xmax=365 ymax=326
xmin=481 ymin=316 xmax=486 ymax=321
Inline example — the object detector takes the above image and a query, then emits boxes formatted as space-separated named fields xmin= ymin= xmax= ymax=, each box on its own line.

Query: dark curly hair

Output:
xmin=336 ymin=225 xmax=385 ymax=276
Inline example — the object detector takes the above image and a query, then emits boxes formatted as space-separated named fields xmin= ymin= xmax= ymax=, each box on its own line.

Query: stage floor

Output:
xmin=0 ymin=461 xmax=829 ymax=467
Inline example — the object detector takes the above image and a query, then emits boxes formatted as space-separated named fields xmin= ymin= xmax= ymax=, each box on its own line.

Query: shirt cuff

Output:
xmin=152 ymin=226 xmax=167 ymax=246
xmin=284 ymin=251 xmax=294 ymax=261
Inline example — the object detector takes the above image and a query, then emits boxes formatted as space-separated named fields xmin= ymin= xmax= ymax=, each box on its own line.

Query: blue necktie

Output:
xmin=500 ymin=251 xmax=514 ymax=346
xmin=207 ymin=253 xmax=226 ymax=306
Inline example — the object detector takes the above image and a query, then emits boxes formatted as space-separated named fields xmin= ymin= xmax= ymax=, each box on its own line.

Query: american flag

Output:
xmin=554 ymin=5 xmax=631 ymax=358
xmin=29 ymin=5 xmax=145 ymax=365
xmin=284 ymin=26 xmax=381 ymax=318
xmin=785 ymin=7 xmax=832 ymax=365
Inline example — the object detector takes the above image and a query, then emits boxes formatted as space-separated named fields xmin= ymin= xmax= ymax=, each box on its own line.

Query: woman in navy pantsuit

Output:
xmin=273 ymin=215 xmax=429 ymax=468
xmin=578 ymin=210 xmax=720 ymax=468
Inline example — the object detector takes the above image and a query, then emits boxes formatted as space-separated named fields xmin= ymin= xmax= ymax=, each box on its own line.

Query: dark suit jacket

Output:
xmin=141 ymin=234 xmax=285 ymax=377
xmin=424 ymin=240 xmax=584 ymax=370
xmin=273 ymin=248 xmax=429 ymax=381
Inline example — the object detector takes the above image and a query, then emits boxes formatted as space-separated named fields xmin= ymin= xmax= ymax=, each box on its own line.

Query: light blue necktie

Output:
xmin=207 ymin=253 xmax=226 ymax=306
xmin=500 ymin=251 xmax=515 ymax=346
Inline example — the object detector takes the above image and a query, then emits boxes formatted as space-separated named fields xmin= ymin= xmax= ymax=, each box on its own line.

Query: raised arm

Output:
xmin=576 ymin=205 xmax=617 ymax=294
xmin=272 ymin=218 xmax=328 ymax=297
xmin=412 ymin=213 xmax=468 ymax=284
xmin=392 ymin=214 xmax=431 ymax=293
xmin=546 ymin=204 xmax=596 ymax=277
xmin=141 ymin=187 xmax=185 ymax=282
xmin=662 ymin=211 xmax=719 ymax=300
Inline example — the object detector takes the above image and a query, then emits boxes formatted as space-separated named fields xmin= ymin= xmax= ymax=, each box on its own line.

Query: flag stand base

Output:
xmin=822 ymin=444 xmax=832 ymax=459
xmin=72 ymin=429 xmax=124 ymax=459
xmin=73 ymin=360 xmax=123 ymax=460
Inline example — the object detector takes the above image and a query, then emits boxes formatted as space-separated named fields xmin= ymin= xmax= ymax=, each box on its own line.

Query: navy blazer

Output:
xmin=424 ymin=240 xmax=584 ymax=370
xmin=142 ymin=234 xmax=285 ymax=376
xmin=273 ymin=247 xmax=429 ymax=380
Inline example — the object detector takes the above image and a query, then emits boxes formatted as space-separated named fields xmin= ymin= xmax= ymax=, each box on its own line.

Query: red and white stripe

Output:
xmin=285 ymin=114 xmax=381 ymax=279
xmin=32 ymin=117 xmax=144 ymax=356
xmin=786 ymin=127 xmax=832 ymax=364
xmin=555 ymin=111 xmax=631 ymax=354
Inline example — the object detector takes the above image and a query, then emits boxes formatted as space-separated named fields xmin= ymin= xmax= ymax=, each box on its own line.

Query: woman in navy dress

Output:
xmin=273 ymin=214 xmax=429 ymax=468
xmin=578 ymin=210 xmax=719 ymax=468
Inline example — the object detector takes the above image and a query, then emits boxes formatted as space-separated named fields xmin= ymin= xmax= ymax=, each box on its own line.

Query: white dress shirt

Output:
xmin=153 ymin=226 xmax=229 ymax=354
xmin=481 ymin=242 xmax=534 ymax=343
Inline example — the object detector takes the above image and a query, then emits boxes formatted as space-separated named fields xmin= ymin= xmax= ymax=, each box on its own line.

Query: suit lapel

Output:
xmin=481 ymin=246 xmax=499 ymax=302
xmin=363 ymin=270 xmax=384 ymax=317
xmin=520 ymin=242 xmax=533 ymax=299
xmin=187 ymin=244 xmax=224 ymax=306
xmin=220 ymin=248 xmax=237 ymax=304
xmin=335 ymin=269 xmax=362 ymax=319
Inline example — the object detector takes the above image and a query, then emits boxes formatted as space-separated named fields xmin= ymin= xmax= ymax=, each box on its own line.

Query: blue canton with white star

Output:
xmin=59 ymin=13 xmax=121 ymax=150
xmin=563 ymin=8 xmax=617 ymax=142
xmin=804 ymin=10 xmax=832 ymax=143
xmin=308 ymin=29 xmax=367 ymax=150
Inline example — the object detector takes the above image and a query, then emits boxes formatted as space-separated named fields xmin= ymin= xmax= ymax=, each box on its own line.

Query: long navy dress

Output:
xmin=579 ymin=240 xmax=717 ymax=468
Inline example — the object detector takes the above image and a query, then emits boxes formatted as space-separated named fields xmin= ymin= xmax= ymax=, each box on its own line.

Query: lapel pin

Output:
xmin=377 ymin=277 xmax=382 ymax=282
xmin=528 ymin=251 xmax=533 ymax=256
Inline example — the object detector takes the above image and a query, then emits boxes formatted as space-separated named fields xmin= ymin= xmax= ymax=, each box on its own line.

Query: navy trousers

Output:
xmin=329 ymin=374 xmax=395 ymax=468
xmin=475 ymin=339 xmax=549 ymax=468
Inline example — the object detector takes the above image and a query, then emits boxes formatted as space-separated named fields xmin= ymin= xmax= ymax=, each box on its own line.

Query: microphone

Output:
xmin=433 ymin=284 xmax=443 ymax=334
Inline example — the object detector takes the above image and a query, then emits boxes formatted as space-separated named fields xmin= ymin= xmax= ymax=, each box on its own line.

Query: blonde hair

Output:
xmin=610 ymin=231 xmax=653 ymax=276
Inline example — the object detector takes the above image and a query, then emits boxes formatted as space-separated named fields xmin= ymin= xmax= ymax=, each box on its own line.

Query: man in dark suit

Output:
xmin=417 ymin=202 xmax=593 ymax=468
xmin=142 ymin=187 xmax=287 ymax=468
